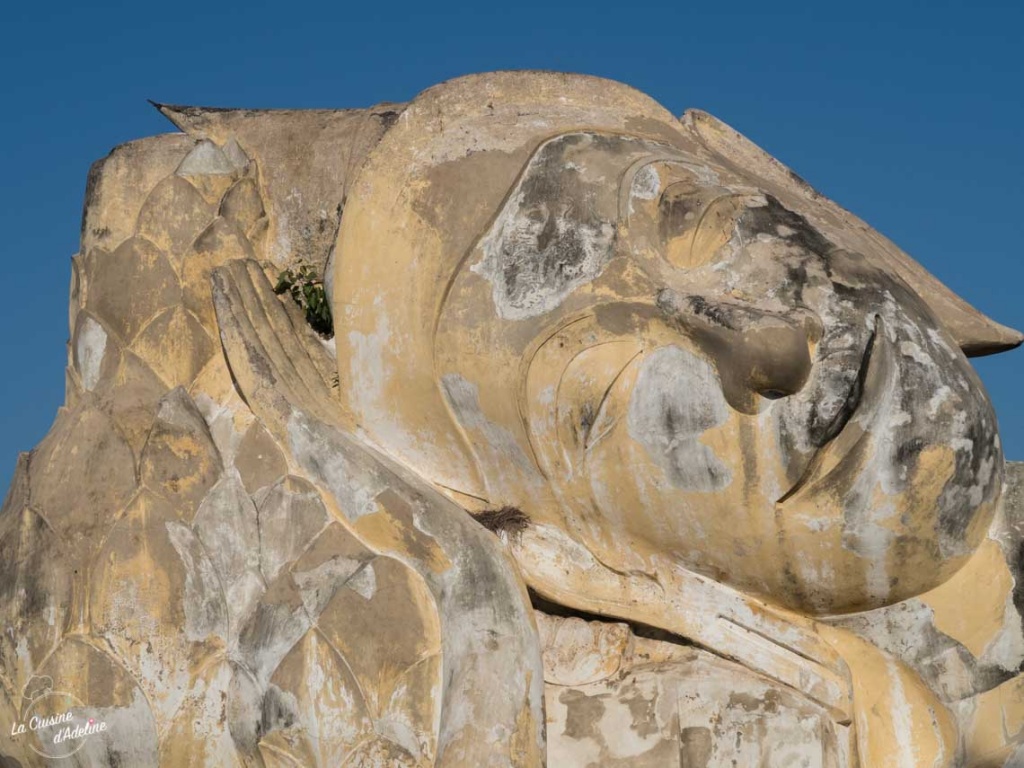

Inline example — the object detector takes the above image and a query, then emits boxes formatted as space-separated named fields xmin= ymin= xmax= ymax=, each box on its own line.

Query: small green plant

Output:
xmin=274 ymin=263 xmax=333 ymax=338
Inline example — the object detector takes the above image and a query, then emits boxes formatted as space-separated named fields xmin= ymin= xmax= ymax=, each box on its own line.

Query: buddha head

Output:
xmin=332 ymin=72 xmax=1020 ymax=614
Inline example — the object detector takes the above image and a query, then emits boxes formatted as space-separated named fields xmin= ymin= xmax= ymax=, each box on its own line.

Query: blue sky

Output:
xmin=1 ymin=0 xmax=1022 ymax=493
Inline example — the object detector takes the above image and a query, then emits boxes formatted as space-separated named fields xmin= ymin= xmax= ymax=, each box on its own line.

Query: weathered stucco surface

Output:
xmin=2 ymin=71 xmax=1023 ymax=766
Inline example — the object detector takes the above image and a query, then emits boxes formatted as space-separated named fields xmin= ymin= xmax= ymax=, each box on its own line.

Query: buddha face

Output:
xmin=441 ymin=132 xmax=1002 ymax=614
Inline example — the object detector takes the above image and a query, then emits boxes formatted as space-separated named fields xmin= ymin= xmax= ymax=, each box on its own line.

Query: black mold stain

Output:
xmin=502 ymin=191 xmax=610 ymax=302
xmin=937 ymin=415 xmax=1000 ymax=546
xmin=835 ymin=603 xmax=1019 ymax=700
xmin=678 ymin=294 xmax=734 ymax=330
xmin=1001 ymin=465 xmax=1024 ymax=659
xmin=374 ymin=109 xmax=401 ymax=131
xmin=896 ymin=437 xmax=926 ymax=466
xmin=261 ymin=684 xmax=297 ymax=735
xmin=485 ymin=133 xmax=684 ymax=317
xmin=0 ymin=506 xmax=57 ymax=627
xmin=784 ymin=262 xmax=808 ymax=304
xmin=809 ymin=322 xmax=876 ymax=449
xmin=736 ymin=195 xmax=834 ymax=257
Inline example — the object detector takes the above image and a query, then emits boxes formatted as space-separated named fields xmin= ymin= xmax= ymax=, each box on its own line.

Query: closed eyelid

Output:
xmin=659 ymin=190 xmax=746 ymax=269
xmin=618 ymin=156 xmax=715 ymax=222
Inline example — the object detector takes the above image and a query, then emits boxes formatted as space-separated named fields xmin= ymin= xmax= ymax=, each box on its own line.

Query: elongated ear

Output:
xmin=682 ymin=109 xmax=1022 ymax=357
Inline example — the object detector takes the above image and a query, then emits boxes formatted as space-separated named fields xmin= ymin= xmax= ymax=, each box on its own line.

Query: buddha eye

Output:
xmin=658 ymin=184 xmax=745 ymax=270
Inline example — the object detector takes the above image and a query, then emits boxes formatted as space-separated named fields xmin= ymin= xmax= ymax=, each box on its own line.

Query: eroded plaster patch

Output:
xmin=76 ymin=315 xmax=108 ymax=391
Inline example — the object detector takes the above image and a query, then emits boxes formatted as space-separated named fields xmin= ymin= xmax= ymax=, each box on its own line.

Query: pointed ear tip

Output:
xmin=961 ymin=324 xmax=1024 ymax=357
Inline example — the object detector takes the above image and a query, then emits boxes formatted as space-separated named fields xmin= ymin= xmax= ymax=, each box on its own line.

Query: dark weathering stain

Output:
xmin=784 ymin=261 xmax=809 ymax=304
xmin=679 ymin=294 xmax=735 ymax=330
xmin=0 ymin=507 xmax=56 ymax=622
xmin=559 ymin=689 xmax=606 ymax=741
xmin=480 ymin=132 xmax=642 ymax=318
xmin=627 ymin=346 xmax=732 ymax=492
xmin=834 ymin=602 xmax=1019 ymax=698
xmin=679 ymin=726 xmax=713 ymax=767
xmin=727 ymin=689 xmax=781 ymax=715
xmin=505 ymin=213 xmax=606 ymax=303
xmin=896 ymin=436 xmax=926 ymax=466
xmin=619 ymin=682 xmax=659 ymax=738
xmin=937 ymin=413 xmax=999 ymax=545
xmin=737 ymin=195 xmax=834 ymax=257
xmin=499 ymin=218 xmax=614 ymax=310
xmin=374 ymin=109 xmax=402 ymax=131
xmin=808 ymin=322 xmax=876 ymax=449
xmin=530 ymin=592 xmax=694 ymax=649
xmin=101 ymin=747 xmax=123 ymax=768
xmin=1001 ymin=464 xmax=1024 ymax=664
xmin=261 ymin=684 xmax=298 ymax=736
xmin=80 ymin=155 xmax=107 ymax=239
xmin=471 ymin=505 xmax=531 ymax=541
xmin=1012 ymin=538 xmax=1024 ymax=672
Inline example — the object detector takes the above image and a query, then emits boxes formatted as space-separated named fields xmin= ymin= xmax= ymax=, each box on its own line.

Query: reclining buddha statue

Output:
xmin=2 ymin=70 xmax=1023 ymax=766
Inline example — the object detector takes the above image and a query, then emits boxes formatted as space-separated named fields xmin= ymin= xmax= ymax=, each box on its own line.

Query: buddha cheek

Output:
xmin=623 ymin=346 xmax=733 ymax=494
xmin=571 ymin=345 xmax=752 ymax=571
xmin=582 ymin=431 xmax=733 ymax=572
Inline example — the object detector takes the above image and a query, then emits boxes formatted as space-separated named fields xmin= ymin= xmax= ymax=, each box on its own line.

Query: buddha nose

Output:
xmin=656 ymin=288 xmax=818 ymax=410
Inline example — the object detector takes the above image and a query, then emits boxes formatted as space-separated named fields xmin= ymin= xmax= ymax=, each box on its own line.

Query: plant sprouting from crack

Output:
xmin=274 ymin=263 xmax=333 ymax=338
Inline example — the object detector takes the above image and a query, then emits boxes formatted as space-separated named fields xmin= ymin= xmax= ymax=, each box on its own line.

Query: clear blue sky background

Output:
xmin=1 ymin=0 xmax=1022 ymax=494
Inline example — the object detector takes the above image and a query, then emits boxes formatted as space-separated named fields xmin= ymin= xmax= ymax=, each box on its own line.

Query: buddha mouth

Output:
xmin=777 ymin=316 xmax=891 ymax=505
